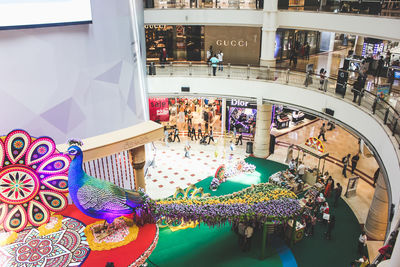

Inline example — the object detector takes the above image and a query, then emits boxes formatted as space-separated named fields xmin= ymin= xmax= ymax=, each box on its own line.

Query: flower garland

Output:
xmin=152 ymin=183 xmax=301 ymax=226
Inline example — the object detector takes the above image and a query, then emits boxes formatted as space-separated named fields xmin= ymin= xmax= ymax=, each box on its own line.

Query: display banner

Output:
xmin=149 ymin=98 xmax=169 ymax=122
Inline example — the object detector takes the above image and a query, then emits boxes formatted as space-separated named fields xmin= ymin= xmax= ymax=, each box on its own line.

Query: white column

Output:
xmin=259 ymin=0 xmax=278 ymax=67
xmin=365 ymin=172 xmax=389 ymax=240
xmin=254 ymin=102 xmax=272 ymax=158
xmin=354 ymin=35 xmax=364 ymax=56
xmin=221 ymin=98 xmax=227 ymax=135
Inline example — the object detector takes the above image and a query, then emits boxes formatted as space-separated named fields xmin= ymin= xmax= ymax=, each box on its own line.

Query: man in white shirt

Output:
xmin=297 ymin=161 xmax=306 ymax=180
xmin=217 ymin=50 xmax=223 ymax=71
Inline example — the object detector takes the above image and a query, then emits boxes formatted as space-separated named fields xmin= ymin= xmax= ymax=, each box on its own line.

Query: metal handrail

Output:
xmin=146 ymin=61 xmax=400 ymax=144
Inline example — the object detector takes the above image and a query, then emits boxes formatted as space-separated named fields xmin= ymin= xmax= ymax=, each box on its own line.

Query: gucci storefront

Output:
xmin=204 ymin=26 xmax=261 ymax=65
xmin=145 ymin=25 xmax=261 ymax=65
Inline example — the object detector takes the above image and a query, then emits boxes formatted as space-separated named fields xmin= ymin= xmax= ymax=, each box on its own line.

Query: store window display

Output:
xmin=152 ymin=98 xmax=222 ymax=136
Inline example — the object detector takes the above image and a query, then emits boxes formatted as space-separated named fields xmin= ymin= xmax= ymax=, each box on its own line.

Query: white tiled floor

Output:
xmin=145 ymin=137 xmax=248 ymax=199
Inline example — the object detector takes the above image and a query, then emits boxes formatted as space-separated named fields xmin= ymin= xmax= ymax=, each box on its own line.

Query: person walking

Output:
xmin=188 ymin=124 xmax=192 ymax=139
xmin=324 ymin=176 xmax=335 ymax=198
xmin=351 ymin=153 xmax=360 ymax=174
xmin=319 ymin=68 xmax=326 ymax=90
xmin=333 ymin=183 xmax=343 ymax=207
xmin=318 ymin=123 xmax=327 ymax=141
xmin=352 ymin=72 xmax=366 ymax=103
xmin=236 ymin=130 xmax=243 ymax=145
xmin=210 ymin=54 xmax=219 ymax=76
xmin=324 ymin=215 xmax=335 ymax=240
xmin=191 ymin=126 xmax=197 ymax=141
xmin=293 ymin=51 xmax=298 ymax=69
xmin=173 ymin=126 xmax=180 ymax=142
xmin=305 ymin=43 xmax=310 ymax=60
xmin=342 ymin=154 xmax=351 ymax=178
xmin=164 ymin=126 xmax=169 ymax=147
xmin=208 ymin=126 xmax=215 ymax=144
xmin=374 ymin=56 xmax=385 ymax=85
xmin=207 ymin=45 xmax=213 ymax=62
xmin=184 ymin=142 xmax=191 ymax=159
xmin=358 ymin=231 xmax=367 ymax=255
xmin=197 ymin=123 xmax=203 ymax=139
xmin=217 ymin=50 xmax=224 ymax=71
xmin=187 ymin=110 xmax=193 ymax=125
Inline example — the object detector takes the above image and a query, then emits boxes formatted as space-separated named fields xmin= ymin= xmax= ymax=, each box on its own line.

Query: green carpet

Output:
xmin=291 ymin=195 xmax=363 ymax=267
xmin=149 ymin=157 xmax=363 ymax=267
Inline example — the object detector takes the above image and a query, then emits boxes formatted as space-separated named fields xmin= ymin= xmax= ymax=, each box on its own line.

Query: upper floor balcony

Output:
xmin=144 ymin=0 xmax=400 ymax=18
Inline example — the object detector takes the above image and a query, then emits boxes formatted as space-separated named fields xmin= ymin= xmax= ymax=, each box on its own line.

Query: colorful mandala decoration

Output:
xmin=0 ymin=217 xmax=90 ymax=266
xmin=305 ymin=137 xmax=325 ymax=153
xmin=0 ymin=130 xmax=70 ymax=232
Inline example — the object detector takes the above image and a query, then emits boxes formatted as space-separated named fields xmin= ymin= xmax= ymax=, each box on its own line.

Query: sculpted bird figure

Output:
xmin=66 ymin=140 xmax=144 ymax=229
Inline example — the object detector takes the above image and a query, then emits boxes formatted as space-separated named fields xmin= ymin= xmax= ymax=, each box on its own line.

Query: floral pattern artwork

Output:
xmin=0 ymin=217 xmax=90 ymax=266
xmin=0 ymin=130 xmax=70 ymax=232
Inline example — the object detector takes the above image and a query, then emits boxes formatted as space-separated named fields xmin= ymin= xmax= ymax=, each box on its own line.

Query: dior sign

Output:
xmin=230 ymin=99 xmax=249 ymax=107
xmin=216 ymin=40 xmax=248 ymax=47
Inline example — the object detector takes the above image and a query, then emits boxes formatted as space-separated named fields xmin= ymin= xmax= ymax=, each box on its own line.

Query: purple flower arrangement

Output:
xmin=150 ymin=183 xmax=302 ymax=226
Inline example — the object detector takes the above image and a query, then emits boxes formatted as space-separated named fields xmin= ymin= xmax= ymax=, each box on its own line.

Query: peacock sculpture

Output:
xmin=67 ymin=140 xmax=145 ymax=231
xmin=66 ymin=140 xmax=302 ymax=231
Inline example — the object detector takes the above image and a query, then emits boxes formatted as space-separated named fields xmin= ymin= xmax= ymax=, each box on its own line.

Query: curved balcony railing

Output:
xmin=146 ymin=62 xmax=400 ymax=145
xmin=144 ymin=0 xmax=400 ymax=18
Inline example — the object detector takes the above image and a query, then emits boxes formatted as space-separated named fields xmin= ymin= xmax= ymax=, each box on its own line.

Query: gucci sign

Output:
xmin=216 ymin=40 xmax=248 ymax=47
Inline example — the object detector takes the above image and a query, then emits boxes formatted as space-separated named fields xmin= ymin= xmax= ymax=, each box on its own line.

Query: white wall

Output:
xmin=144 ymin=9 xmax=400 ymax=41
xmin=0 ymin=0 xmax=148 ymax=144
xmin=147 ymin=76 xmax=400 ymax=210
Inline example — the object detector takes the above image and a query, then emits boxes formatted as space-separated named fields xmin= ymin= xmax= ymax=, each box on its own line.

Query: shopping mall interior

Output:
xmin=0 ymin=0 xmax=400 ymax=266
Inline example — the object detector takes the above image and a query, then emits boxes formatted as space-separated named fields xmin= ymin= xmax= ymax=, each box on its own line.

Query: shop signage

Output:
xmin=205 ymin=26 xmax=260 ymax=65
xmin=216 ymin=40 xmax=248 ymax=47
xmin=230 ymin=99 xmax=249 ymax=107
xmin=149 ymin=98 xmax=169 ymax=122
